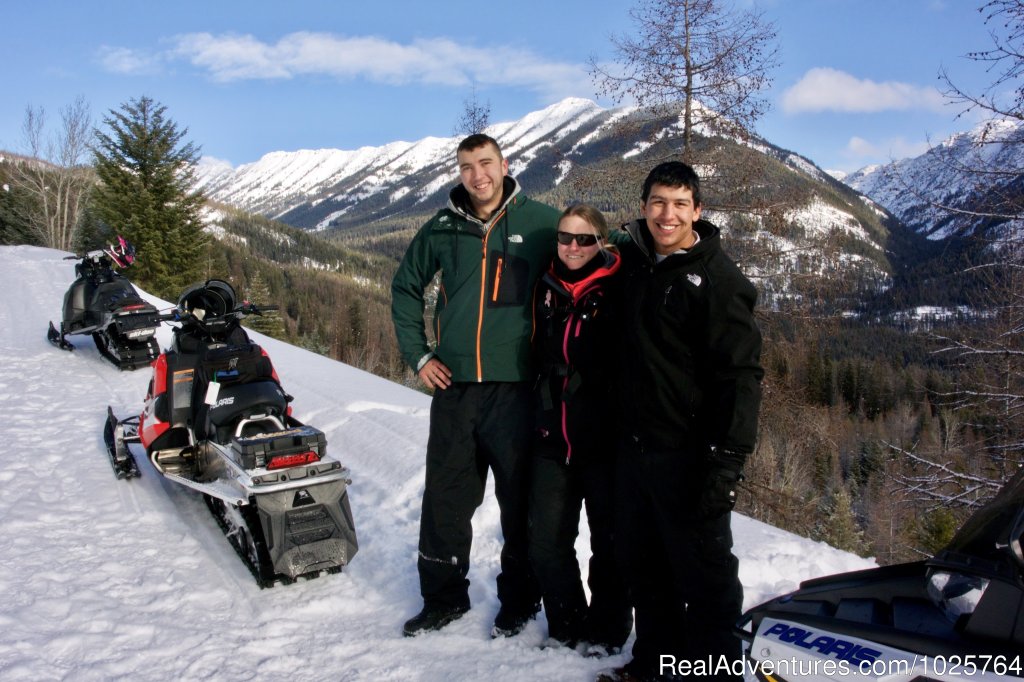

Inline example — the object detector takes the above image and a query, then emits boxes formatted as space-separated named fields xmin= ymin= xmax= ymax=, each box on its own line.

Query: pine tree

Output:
xmin=816 ymin=486 xmax=869 ymax=556
xmin=914 ymin=507 xmax=959 ymax=555
xmin=91 ymin=96 xmax=208 ymax=298
xmin=242 ymin=268 xmax=286 ymax=339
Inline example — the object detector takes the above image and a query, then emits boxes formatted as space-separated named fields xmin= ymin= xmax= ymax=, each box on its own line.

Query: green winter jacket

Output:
xmin=391 ymin=177 xmax=560 ymax=383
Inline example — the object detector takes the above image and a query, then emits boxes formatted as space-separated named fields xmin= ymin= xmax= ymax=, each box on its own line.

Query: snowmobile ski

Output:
xmin=47 ymin=321 xmax=74 ymax=351
xmin=103 ymin=406 xmax=141 ymax=479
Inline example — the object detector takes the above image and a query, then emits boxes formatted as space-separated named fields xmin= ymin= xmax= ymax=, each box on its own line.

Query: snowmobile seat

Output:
xmin=204 ymin=380 xmax=289 ymax=444
xmin=191 ymin=342 xmax=281 ymax=442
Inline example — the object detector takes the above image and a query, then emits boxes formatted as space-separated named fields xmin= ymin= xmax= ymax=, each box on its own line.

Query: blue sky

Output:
xmin=0 ymin=0 xmax=999 ymax=174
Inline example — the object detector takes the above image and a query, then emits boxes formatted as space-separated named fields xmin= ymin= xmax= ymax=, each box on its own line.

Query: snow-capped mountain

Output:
xmin=195 ymin=97 xmax=900 ymax=310
xmin=3 ymin=244 xmax=875 ymax=680
xmin=844 ymin=118 xmax=1024 ymax=240
xmin=195 ymin=98 xmax=612 ymax=229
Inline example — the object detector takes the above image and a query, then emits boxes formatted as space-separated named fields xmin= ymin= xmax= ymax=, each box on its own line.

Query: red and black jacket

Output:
xmin=532 ymin=250 xmax=621 ymax=465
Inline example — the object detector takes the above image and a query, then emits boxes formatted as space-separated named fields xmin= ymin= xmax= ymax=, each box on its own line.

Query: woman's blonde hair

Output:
xmin=559 ymin=203 xmax=617 ymax=252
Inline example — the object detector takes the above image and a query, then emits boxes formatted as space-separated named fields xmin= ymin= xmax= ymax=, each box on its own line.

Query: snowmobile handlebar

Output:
xmin=64 ymin=250 xmax=107 ymax=261
xmin=162 ymin=302 xmax=278 ymax=325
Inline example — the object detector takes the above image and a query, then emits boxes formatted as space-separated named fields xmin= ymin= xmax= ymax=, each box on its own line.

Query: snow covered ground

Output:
xmin=0 ymin=245 xmax=876 ymax=681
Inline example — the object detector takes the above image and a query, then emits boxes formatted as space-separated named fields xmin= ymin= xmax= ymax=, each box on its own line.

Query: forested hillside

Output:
xmin=201 ymin=186 xmax=1015 ymax=567
xmin=205 ymin=207 xmax=409 ymax=385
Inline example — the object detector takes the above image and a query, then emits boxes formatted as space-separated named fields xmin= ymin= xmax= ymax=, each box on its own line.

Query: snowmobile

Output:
xmin=47 ymin=236 xmax=161 ymax=370
xmin=104 ymin=279 xmax=358 ymax=587
xmin=737 ymin=466 xmax=1024 ymax=681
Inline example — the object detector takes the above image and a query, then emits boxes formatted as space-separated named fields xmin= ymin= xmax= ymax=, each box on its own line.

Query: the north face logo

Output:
xmin=508 ymin=234 xmax=523 ymax=243
xmin=686 ymin=273 xmax=702 ymax=287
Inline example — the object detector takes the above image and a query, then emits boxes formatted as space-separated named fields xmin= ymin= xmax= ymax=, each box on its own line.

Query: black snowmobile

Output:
xmin=47 ymin=236 xmax=161 ymax=370
xmin=104 ymin=279 xmax=358 ymax=587
xmin=738 ymin=467 xmax=1024 ymax=681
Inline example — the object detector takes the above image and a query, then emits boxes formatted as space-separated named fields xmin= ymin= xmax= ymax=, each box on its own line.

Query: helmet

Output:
xmin=104 ymin=235 xmax=136 ymax=268
xmin=178 ymin=280 xmax=237 ymax=321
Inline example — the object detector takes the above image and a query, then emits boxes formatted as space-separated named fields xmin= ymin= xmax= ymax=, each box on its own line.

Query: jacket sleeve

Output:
xmin=391 ymin=220 xmax=439 ymax=372
xmin=705 ymin=272 xmax=764 ymax=457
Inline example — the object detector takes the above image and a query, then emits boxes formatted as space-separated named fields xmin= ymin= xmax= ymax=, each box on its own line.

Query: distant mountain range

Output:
xmin=195 ymin=97 xmax=906 ymax=312
xmin=195 ymin=99 xmax=1024 ymax=315
xmin=843 ymin=118 xmax=1024 ymax=240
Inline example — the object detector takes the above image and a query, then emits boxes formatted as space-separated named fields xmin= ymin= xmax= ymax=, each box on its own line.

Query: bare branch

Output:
xmin=5 ymin=96 xmax=94 ymax=250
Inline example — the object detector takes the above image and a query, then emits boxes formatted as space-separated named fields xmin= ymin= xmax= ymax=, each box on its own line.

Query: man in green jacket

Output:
xmin=392 ymin=133 xmax=560 ymax=638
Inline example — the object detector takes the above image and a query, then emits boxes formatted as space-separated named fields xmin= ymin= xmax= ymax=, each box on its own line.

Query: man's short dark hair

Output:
xmin=641 ymin=161 xmax=701 ymax=206
xmin=457 ymin=133 xmax=503 ymax=159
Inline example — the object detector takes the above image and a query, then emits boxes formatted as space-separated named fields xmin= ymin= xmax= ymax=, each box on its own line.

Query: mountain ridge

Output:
xmin=195 ymin=97 xmax=902 ymax=312
xmin=843 ymin=117 xmax=1024 ymax=240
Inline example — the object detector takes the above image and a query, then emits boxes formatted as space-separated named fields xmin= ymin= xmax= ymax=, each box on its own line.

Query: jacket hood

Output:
xmin=623 ymin=217 xmax=720 ymax=263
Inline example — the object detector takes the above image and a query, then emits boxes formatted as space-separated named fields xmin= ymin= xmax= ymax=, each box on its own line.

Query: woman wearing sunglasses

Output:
xmin=529 ymin=204 xmax=633 ymax=655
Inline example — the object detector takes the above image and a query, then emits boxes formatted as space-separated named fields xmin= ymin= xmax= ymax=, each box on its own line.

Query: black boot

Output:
xmin=490 ymin=602 xmax=541 ymax=638
xmin=402 ymin=604 xmax=470 ymax=637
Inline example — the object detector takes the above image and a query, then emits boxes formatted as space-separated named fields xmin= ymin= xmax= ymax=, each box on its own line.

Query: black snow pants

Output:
xmin=614 ymin=437 xmax=743 ymax=682
xmin=529 ymin=448 xmax=633 ymax=647
xmin=417 ymin=382 xmax=540 ymax=613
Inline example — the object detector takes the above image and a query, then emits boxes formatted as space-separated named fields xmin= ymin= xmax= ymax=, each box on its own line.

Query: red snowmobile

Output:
xmin=104 ymin=279 xmax=358 ymax=587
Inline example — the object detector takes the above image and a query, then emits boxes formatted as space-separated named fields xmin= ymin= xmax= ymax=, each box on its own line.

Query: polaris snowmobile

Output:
xmin=737 ymin=467 xmax=1024 ymax=681
xmin=47 ymin=236 xmax=161 ymax=370
xmin=104 ymin=279 xmax=358 ymax=587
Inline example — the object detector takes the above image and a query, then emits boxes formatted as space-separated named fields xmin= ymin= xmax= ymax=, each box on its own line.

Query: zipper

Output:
xmin=434 ymin=283 xmax=447 ymax=346
xmin=474 ymin=208 xmax=508 ymax=382
xmin=561 ymin=309 xmax=574 ymax=465
xmin=492 ymin=257 xmax=504 ymax=302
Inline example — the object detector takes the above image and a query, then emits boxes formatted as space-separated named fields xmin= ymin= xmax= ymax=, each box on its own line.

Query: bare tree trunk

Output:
xmin=7 ymin=97 xmax=94 ymax=250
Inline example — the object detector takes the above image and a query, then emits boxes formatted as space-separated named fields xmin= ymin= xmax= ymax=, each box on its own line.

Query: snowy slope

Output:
xmin=0 ymin=245 xmax=875 ymax=681
xmin=844 ymin=118 xmax=1024 ymax=239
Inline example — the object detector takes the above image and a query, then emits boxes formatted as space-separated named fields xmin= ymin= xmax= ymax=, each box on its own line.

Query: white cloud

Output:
xmin=96 ymin=46 xmax=163 ymax=76
xmin=101 ymin=31 xmax=589 ymax=100
xmin=781 ymin=67 xmax=947 ymax=114
xmin=845 ymin=135 xmax=930 ymax=161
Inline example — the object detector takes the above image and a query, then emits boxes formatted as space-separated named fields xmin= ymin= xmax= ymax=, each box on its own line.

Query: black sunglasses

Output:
xmin=556 ymin=231 xmax=599 ymax=246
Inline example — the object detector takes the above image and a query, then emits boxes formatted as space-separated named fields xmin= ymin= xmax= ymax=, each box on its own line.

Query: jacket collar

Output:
xmin=623 ymin=218 xmax=719 ymax=263
xmin=544 ymin=250 xmax=621 ymax=301
xmin=448 ymin=177 xmax=521 ymax=228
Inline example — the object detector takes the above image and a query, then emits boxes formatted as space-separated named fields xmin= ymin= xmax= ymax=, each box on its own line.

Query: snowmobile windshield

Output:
xmin=932 ymin=466 xmax=1024 ymax=577
xmin=178 ymin=280 xmax=237 ymax=320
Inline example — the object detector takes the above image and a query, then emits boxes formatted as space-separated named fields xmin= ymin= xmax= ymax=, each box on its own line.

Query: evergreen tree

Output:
xmin=816 ymin=486 xmax=868 ymax=556
xmin=914 ymin=507 xmax=959 ymax=555
xmin=242 ymin=268 xmax=287 ymax=339
xmin=91 ymin=96 xmax=208 ymax=298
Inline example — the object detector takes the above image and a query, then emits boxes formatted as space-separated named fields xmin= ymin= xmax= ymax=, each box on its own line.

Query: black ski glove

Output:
xmin=698 ymin=448 xmax=745 ymax=520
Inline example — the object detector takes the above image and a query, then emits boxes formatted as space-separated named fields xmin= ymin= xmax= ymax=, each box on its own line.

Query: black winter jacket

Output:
xmin=615 ymin=218 xmax=763 ymax=459
xmin=533 ymin=250 xmax=621 ymax=465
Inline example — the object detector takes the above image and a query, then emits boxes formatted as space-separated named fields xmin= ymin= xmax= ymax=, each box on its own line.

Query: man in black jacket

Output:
xmin=601 ymin=162 xmax=763 ymax=682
